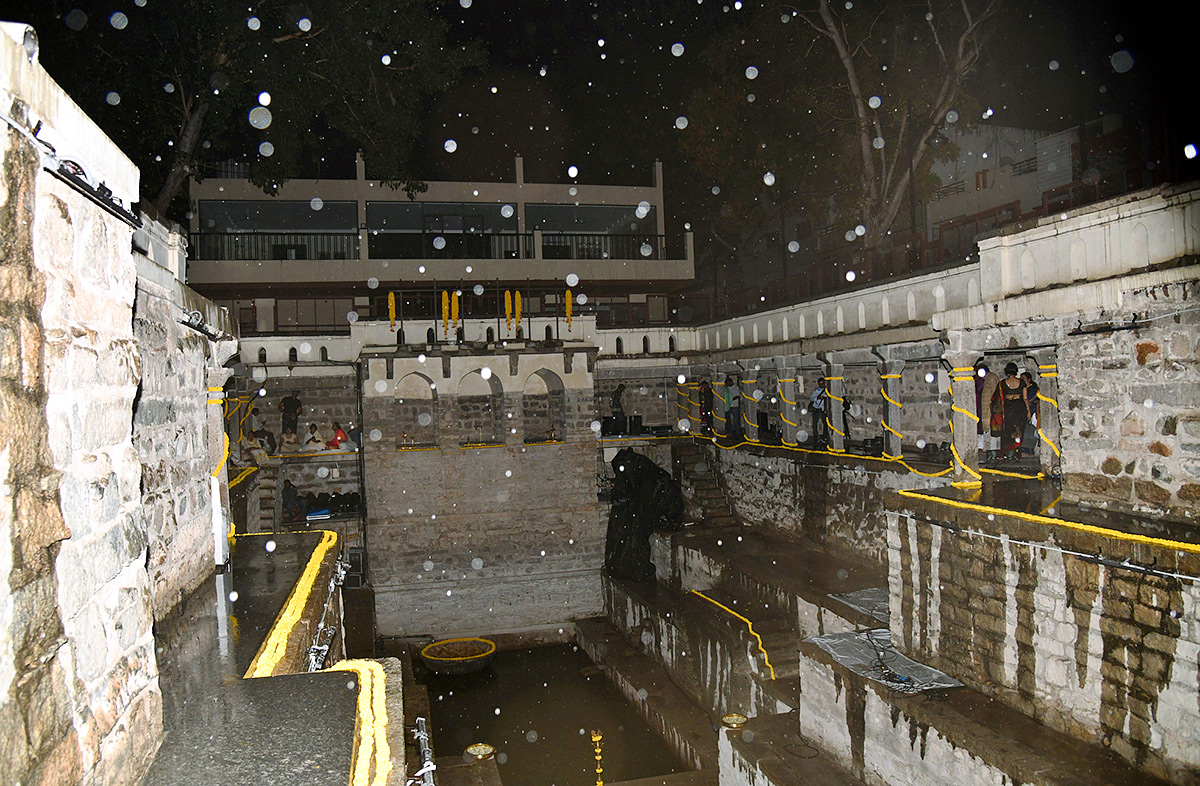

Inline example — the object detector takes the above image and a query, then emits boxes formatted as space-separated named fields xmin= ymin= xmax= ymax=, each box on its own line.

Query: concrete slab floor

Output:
xmin=142 ymin=532 xmax=356 ymax=786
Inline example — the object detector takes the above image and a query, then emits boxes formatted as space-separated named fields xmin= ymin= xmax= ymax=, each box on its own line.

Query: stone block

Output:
xmin=1134 ymin=480 xmax=1171 ymax=507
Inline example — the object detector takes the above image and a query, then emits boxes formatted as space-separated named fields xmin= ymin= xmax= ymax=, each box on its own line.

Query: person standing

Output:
xmin=279 ymin=392 xmax=303 ymax=435
xmin=995 ymin=363 xmax=1029 ymax=461
xmin=809 ymin=378 xmax=828 ymax=446
xmin=976 ymin=363 xmax=1001 ymax=462
xmin=1021 ymin=371 xmax=1040 ymax=457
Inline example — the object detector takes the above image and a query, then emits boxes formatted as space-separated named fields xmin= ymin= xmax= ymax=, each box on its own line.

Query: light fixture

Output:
xmin=721 ymin=713 xmax=748 ymax=729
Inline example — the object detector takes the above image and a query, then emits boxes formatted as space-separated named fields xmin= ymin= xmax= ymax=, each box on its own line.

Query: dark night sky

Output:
xmin=9 ymin=0 xmax=1198 ymax=215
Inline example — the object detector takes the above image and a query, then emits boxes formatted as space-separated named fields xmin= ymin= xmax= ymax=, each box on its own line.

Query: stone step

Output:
xmin=603 ymin=577 xmax=769 ymax=719
xmin=790 ymin=637 xmax=1172 ymax=786
xmin=576 ymin=617 xmax=720 ymax=772
xmin=655 ymin=527 xmax=885 ymax=638
xmin=608 ymin=771 xmax=717 ymax=786
xmin=719 ymin=711 xmax=864 ymax=786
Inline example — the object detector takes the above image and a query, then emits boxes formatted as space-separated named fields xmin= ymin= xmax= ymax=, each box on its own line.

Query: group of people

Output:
xmin=976 ymin=362 xmax=1040 ymax=462
xmin=245 ymin=392 xmax=359 ymax=455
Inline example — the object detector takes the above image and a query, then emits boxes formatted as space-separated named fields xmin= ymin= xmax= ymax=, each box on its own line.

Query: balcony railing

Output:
xmin=190 ymin=231 xmax=677 ymax=262
xmin=189 ymin=232 xmax=360 ymax=261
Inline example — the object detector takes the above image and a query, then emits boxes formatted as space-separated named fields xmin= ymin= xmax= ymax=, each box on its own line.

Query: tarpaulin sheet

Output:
xmin=828 ymin=586 xmax=890 ymax=624
xmin=804 ymin=629 xmax=963 ymax=694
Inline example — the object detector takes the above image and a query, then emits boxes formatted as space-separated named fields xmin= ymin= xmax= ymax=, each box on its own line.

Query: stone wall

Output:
xmin=134 ymin=260 xmax=235 ymax=620
xmin=361 ymin=349 xmax=604 ymax=637
xmin=2 ymin=34 xmax=237 ymax=784
xmin=1059 ymin=279 xmax=1200 ymax=520
xmin=0 ymin=101 xmax=85 ymax=786
xmin=888 ymin=500 xmax=1200 ymax=782
xmin=709 ymin=445 xmax=944 ymax=566
xmin=249 ymin=371 xmax=359 ymax=448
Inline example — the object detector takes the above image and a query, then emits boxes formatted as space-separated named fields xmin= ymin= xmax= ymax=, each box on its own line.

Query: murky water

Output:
xmin=425 ymin=644 xmax=684 ymax=786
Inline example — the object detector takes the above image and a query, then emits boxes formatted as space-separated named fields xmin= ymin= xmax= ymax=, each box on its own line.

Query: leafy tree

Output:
xmin=17 ymin=0 xmax=482 ymax=218
xmin=677 ymin=0 xmax=999 ymax=253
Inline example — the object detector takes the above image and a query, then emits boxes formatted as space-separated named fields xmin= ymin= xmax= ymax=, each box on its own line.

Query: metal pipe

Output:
xmin=412 ymin=717 xmax=436 ymax=785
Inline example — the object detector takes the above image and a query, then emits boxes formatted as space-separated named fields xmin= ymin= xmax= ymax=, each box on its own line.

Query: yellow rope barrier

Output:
xmin=691 ymin=590 xmax=775 ymax=680
xmin=896 ymin=489 xmax=1200 ymax=555
xmin=881 ymin=419 xmax=903 ymax=439
xmin=228 ymin=466 xmax=258 ymax=489
xmin=330 ymin=660 xmax=393 ymax=786
xmin=244 ymin=530 xmax=339 ymax=679
xmin=826 ymin=417 xmax=844 ymax=437
xmin=880 ymin=387 xmax=903 ymax=408
xmin=212 ymin=433 xmax=230 ymax=477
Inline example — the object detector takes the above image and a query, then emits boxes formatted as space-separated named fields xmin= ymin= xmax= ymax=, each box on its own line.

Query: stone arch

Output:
xmin=906 ymin=291 xmax=917 ymax=322
xmin=1020 ymin=247 xmax=1036 ymax=291
xmin=1070 ymin=238 xmax=1087 ymax=281
xmin=726 ymin=328 xmax=733 ymax=347
xmin=668 ymin=335 xmax=676 ymax=353
xmin=426 ymin=327 xmax=436 ymax=343
xmin=766 ymin=320 xmax=774 ymax=343
xmin=816 ymin=311 xmax=824 ymax=334
xmin=546 ymin=325 xmax=555 ymax=341
xmin=857 ymin=301 xmax=866 ymax=330
xmin=457 ymin=368 xmax=504 ymax=445
xmin=1130 ymin=222 xmax=1149 ymax=269
xmin=486 ymin=327 xmax=495 ymax=342
xmin=319 ymin=346 xmax=329 ymax=361
xmin=288 ymin=347 xmax=298 ymax=363
xmin=752 ymin=323 xmax=760 ymax=344
xmin=781 ymin=318 xmax=789 ymax=342
xmin=257 ymin=347 xmax=267 ymax=364
xmin=967 ymin=280 xmax=980 ymax=306
xmin=523 ymin=368 xmax=566 ymax=443
xmin=395 ymin=371 xmax=438 ymax=447
xmin=396 ymin=329 xmax=406 ymax=346
xmin=616 ymin=337 xmax=624 ymax=355
xmin=835 ymin=306 xmax=844 ymax=333
xmin=739 ymin=325 xmax=746 ymax=346
xmin=798 ymin=314 xmax=807 ymax=338
xmin=881 ymin=296 xmax=891 ymax=325
xmin=642 ymin=335 xmax=651 ymax=354
xmin=933 ymin=284 xmax=946 ymax=313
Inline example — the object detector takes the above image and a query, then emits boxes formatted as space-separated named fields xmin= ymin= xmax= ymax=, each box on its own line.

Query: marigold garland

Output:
xmin=514 ymin=291 xmax=522 ymax=330
xmin=566 ymin=288 xmax=573 ymax=331
xmin=441 ymin=290 xmax=449 ymax=337
xmin=387 ymin=291 xmax=396 ymax=329
xmin=505 ymin=290 xmax=513 ymax=330
xmin=451 ymin=289 xmax=459 ymax=331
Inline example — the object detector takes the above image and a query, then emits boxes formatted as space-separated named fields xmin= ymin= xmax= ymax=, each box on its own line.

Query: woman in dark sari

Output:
xmin=993 ymin=363 xmax=1028 ymax=461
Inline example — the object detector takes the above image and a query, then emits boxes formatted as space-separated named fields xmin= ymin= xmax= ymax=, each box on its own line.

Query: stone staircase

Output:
xmin=675 ymin=441 xmax=738 ymax=527
xmin=247 ymin=460 xmax=279 ymax=533
xmin=580 ymin=445 xmax=1172 ymax=786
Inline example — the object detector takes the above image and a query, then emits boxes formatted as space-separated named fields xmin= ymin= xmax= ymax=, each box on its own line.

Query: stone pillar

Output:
xmin=688 ymin=378 xmax=702 ymax=428
xmin=945 ymin=350 xmax=983 ymax=486
xmin=779 ymin=374 xmax=799 ymax=445
xmin=825 ymin=361 xmax=846 ymax=453
xmin=742 ymin=374 xmax=760 ymax=443
xmin=1027 ymin=349 xmax=1062 ymax=475
xmin=713 ymin=379 xmax=728 ymax=438
xmin=879 ymin=359 xmax=906 ymax=458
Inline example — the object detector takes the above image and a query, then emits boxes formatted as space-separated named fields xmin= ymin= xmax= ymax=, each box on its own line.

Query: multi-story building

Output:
xmin=186 ymin=155 xmax=695 ymax=339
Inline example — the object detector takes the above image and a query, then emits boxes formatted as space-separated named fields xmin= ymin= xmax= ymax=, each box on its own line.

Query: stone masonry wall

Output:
xmin=710 ymin=445 xmax=944 ymax=567
xmin=40 ymin=171 xmax=163 ymax=786
xmin=133 ymin=270 xmax=232 ymax=621
xmin=1059 ymin=278 xmax=1200 ymax=520
xmin=362 ymin=353 xmax=603 ymax=636
xmin=888 ymin=504 xmax=1200 ymax=783
xmin=0 ymin=107 xmax=84 ymax=786
xmin=256 ymin=372 xmax=359 ymax=448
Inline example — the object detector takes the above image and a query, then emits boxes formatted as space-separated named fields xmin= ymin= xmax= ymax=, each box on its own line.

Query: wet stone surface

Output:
xmin=425 ymin=644 xmax=683 ymax=786
xmin=142 ymin=533 xmax=355 ymax=785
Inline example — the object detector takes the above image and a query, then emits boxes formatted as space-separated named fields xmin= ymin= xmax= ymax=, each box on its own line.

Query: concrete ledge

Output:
xmin=796 ymin=639 xmax=1170 ymax=786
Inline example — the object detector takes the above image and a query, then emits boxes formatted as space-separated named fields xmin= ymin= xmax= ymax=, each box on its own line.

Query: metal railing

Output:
xmin=189 ymin=231 xmax=360 ymax=261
